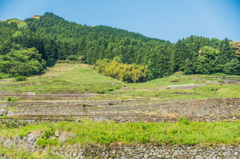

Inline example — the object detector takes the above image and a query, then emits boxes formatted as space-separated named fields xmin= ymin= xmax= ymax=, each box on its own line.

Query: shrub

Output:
xmin=177 ymin=117 xmax=189 ymax=125
xmin=184 ymin=68 xmax=193 ymax=75
xmin=67 ymin=55 xmax=78 ymax=61
xmin=97 ymin=90 xmax=105 ymax=94
xmin=46 ymin=58 xmax=55 ymax=66
xmin=93 ymin=59 xmax=149 ymax=83
xmin=15 ymin=76 xmax=27 ymax=81
xmin=7 ymin=97 xmax=11 ymax=101
xmin=36 ymin=138 xmax=58 ymax=148
xmin=36 ymin=124 xmax=56 ymax=148
xmin=0 ymin=47 xmax=46 ymax=77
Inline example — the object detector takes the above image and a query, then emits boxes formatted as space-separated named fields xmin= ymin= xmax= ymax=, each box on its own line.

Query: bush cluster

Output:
xmin=0 ymin=47 xmax=46 ymax=77
xmin=15 ymin=76 xmax=27 ymax=81
xmin=93 ymin=59 xmax=149 ymax=83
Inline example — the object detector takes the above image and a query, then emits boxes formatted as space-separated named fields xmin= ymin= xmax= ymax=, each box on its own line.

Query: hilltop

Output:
xmin=31 ymin=15 xmax=40 ymax=19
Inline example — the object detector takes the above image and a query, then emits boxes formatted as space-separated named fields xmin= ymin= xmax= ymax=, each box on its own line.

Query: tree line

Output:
xmin=0 ymin=12 xmax=239 ymax=80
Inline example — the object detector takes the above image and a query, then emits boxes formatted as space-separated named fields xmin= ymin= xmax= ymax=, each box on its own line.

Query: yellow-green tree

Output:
xmin=93 ymin=59 xmax=149 ymax=83
xmin=231 ymin=41 xmax=240 ymax=57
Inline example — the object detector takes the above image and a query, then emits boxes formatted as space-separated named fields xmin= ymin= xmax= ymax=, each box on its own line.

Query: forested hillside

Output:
xmin=0 ymin=12 xmax=239 ymax=81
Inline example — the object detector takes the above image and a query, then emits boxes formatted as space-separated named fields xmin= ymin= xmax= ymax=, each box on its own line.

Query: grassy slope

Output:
xmin=0 ymin=63 xmax=122 ymax=95
xmin=1 ymin=63 xmax=240 ymax=101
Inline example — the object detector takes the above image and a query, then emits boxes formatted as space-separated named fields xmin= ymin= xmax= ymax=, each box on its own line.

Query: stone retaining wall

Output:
xmin=0 ymin=132 xmax=239 ymax=159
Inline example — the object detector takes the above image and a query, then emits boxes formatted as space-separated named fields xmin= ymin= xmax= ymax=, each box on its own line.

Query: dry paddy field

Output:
xmin=1 ymin=63 xmax=240 ymax=158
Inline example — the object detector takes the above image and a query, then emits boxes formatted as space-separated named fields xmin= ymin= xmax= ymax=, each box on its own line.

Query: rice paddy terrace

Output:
xmin=2 ymin=63 xmax=240 ymax=158
xmin=1 ymin=63 xmax=240 ymax=123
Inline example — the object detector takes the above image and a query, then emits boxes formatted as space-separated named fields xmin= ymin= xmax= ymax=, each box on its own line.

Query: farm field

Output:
xmin=1 ymin=63 xmax=240 ymax=158
xmin=1 ymin=63 xmax=240 ymax=121
xmin=1 ymin=63 xmax=240 ymax=100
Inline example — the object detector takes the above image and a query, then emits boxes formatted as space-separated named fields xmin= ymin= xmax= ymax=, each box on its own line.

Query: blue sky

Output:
xmin=0 ymin=0 xmax=239 ymax=43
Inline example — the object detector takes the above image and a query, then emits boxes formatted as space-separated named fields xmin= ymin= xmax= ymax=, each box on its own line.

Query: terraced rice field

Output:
xmin=1 ymin=63 xmax=240 ymax=123
xmin=1 ymin=63 xmax=240 ymax=158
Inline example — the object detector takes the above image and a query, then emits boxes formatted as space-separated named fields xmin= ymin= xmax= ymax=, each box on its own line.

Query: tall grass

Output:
xmin=1 ymin=120 xmax=240 ymax=146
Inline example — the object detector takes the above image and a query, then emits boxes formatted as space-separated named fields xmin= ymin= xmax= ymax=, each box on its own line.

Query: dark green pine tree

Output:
xmin=217 ymin=38 xmax=231 ymax=72
xmin=135 ymin=48 xmax=145 ymax=64
xmin=56 ymin=41 xmax=64 ymax=60
xmin=158 ymin=49 xmax=170 ymax=77
xmin=86 ymin=47 xmax=94 ymax=64
xmin=62 ymin=41 xmax=69 ymax=60
xmin=99 ymin=45 xmax=106 ymax=60
xmin=127 ymin=45 xmax=134 ymax=64
xmin=171 ymin=39 xmax=189 ymax=72
xmin=78 ymin=37 xmax=85 ymax=55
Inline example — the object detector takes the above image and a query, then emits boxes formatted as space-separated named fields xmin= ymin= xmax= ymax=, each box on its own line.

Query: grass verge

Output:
xmin=1 ymin=120 xmax=240 ymax=146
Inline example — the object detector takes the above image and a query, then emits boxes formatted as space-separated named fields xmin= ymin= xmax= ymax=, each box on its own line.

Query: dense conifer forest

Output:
xmin=0 ymin=12 xmax=239 ymax=81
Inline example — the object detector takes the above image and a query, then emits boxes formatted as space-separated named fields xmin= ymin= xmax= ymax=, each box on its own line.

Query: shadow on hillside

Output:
xmin=37 ymin=62 xmax=56 ymax=76
xmin=46 ymin=61 xmax=56 ymax=67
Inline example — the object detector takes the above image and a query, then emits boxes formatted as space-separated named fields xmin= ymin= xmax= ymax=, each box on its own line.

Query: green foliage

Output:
xmin=36 ymin=138 xmax=58 ymax=148
xmin=94 ymin=60 xmax=149 ymax=83
xmin=177 ymin=117 xmax=189 ymax=125
xmin=231 ymin=41 xmax=240 ymax=57
xmin=17 ymin=23 xmax=27 ymax=30
xmin=7 ymin=97 xmax=12 ymax=101
xmin=7 ymin=19 xmax=28 ymax=28
xmin=0 ymin=115 xmax=9 ymax=119
xmin=40 ymin=124 xmax=55 ymax=140
xmin=15 ymin=76 xmax=27 ymax=81
xmin=0 ymin=12 xmax=240 ymax=81
xmin=184 ymin=68 xmax=193 ymax=75
xmin=67 ymin=55 xmax=79 ymax=61
xmin=0 ymin=47 xmax=46 ymax=78
xmin=113 ymin=55 xmax=123 ymax=63
xmin=0 ymin=120 xmax=28 ymax=129
xmin=2 ymin=121 xmax=240 ymax=146
xmin=0 ymin=146 xmax=63 ymax=159
xmin=35 ymin=123 xmax=56 ymax=148
xmin=46 ymin=58 xmax=55 ymax=67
